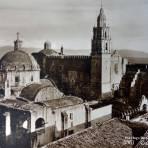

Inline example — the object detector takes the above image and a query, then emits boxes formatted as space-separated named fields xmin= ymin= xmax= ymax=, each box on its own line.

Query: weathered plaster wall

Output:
xmin=0 ymin=105 xmax=31 ymax=148
xmin=30 ymin=103 xmax=86 ymax=147
xmin=35 ymin=87 xmax=64 ymax=102
xmin=111 ymin=53 xmax=128 ymax=88
xmin=91 ymin=105 xmax=112 ymax=121
xmin=6 ymin=70 xmax=40 ymax=87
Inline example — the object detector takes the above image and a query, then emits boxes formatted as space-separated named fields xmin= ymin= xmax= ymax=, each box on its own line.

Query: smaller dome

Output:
xmin=20 ymin=80 xmax=64 ymax=102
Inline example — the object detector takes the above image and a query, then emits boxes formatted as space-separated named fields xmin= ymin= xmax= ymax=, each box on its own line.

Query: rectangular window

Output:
xmin=68 ymin=130 xmax=74 ymax=135
xmin=70 ymin=113 xmax=73 ymax=120
xmin=15 ymin=76 xmax=19 ymax=83
xmin=31 ymin=76 xmax=33 ymax=81
xmin=71 ymin=121 xmax=73 ymax=127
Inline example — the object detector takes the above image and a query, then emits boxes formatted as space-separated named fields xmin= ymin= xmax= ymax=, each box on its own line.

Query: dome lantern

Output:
xmin=44 ymin=41 xmax=51 ymax=50
xmin=14 ymin=32 xmax=23 ymax=51
xmin=97 ymin=7 xmax=106 ymax=27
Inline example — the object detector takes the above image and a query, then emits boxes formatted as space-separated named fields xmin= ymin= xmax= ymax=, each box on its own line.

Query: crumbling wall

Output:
xmin=0 ymin=105 xmax=31 ymax=148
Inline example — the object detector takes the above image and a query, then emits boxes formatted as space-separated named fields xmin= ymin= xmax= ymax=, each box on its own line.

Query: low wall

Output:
xmin=91 ymin=105 xmax=112 ymax=121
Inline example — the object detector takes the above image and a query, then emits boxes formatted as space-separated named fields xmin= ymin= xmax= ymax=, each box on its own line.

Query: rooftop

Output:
xmin=44 ymin=119 xmax=133 ymax=148
xmin=42 ymin=96 xmax=84 ymax=109
xmin=20 ymin=81 xmax=56 ymax=101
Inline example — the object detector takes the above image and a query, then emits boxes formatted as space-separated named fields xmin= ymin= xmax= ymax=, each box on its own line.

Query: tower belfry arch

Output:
xmin=90 ymin=4 xmax=112 ymax=99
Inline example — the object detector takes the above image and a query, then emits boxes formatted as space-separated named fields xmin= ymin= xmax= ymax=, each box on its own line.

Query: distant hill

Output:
xmin=117 ymin=49 xmax=148 ymax=64
xmin=0 ymin=46 xmax=41 ymax=58
xmin=0 ymin=46 xmax=90 ymax=58
xmin=117 ymin=49 xmax=148 ymax=58
xmin=0 ymin=46 xmax=148 ymax=64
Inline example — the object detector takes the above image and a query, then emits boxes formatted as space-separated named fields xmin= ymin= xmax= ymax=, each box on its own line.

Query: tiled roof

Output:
xmin=45 ymin=119 xmax=133 ymax=148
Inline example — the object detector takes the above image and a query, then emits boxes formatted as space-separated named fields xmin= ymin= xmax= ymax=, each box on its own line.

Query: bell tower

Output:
xmin=91 ymin=5 xmax=111 ymax=99
xmin=91 ymin=6 xmax=111 ymax=55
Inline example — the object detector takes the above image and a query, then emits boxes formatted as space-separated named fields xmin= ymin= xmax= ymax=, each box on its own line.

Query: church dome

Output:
xmin=0 ymin=50 xmax=40 ymax=71
xmin=0 ymin=33 xmax=40 ymax=71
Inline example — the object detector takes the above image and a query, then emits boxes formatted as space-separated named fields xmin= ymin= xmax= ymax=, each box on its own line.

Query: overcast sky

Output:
xmin=0 ymin=0 xmax=147 ymax=52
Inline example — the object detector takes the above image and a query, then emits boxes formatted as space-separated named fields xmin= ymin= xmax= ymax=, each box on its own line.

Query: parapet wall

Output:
xmin=46 ymin=55 xmax=91 ymax=60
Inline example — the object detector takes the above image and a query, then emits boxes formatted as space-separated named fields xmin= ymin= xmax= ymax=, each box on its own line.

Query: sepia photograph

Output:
xmin=0 ymin=0 xmax=148 ymax=148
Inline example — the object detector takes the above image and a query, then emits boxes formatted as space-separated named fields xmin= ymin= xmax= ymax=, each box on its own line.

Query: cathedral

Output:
xmin=33 ymin=6 xmax=127 ymax=101
xmin=0 ymin=4 xmax=148 ymax=148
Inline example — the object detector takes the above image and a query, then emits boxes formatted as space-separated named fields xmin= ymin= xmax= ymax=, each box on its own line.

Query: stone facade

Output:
xmin=33 ymin=7 xmax=127 ymax=101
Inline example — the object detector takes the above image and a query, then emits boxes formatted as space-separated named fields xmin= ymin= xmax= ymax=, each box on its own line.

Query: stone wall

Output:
xmin=33 ymin=53 xmax=93 ymax=100
xmin=32 ymin=51 xmax=127 ymax=100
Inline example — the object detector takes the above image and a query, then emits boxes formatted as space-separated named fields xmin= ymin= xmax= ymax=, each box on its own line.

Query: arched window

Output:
xmin=22 ymin=120 xmax=28 ymax=129
xmin=105 ymin=32 xmax=107 ymax=38
xmin=31 ymin=75 xmax=33 ymax=82
xmin=114 ymin=64 xmax=119 ymax=74
xmin=35 ymin=118 xmax=45 ymax=129
xmin=106 ymin=43 xmax=108 ymax=50
xmin=23 ymin=65 xmax=25 ymax=70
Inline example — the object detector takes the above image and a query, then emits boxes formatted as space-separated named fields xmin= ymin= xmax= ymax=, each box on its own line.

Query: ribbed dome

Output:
xmin=0 ymin=50 xmax=40 ymax=71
